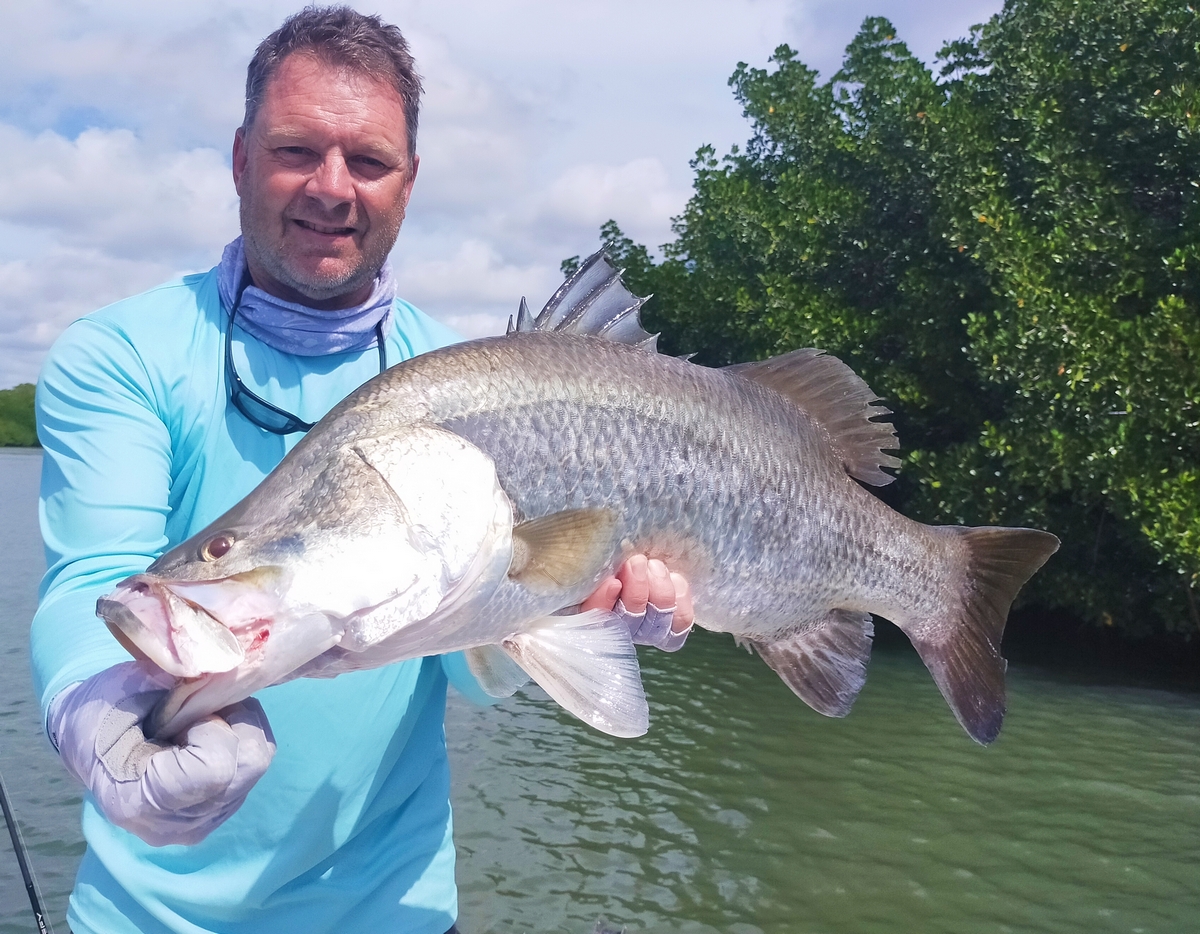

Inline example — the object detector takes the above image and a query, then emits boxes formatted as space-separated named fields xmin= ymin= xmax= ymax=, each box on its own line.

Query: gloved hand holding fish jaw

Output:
xmin=47 ymin=661 xmax=276 ymax=847
xmin=99 ymin=250 xmax=1060 ymax=750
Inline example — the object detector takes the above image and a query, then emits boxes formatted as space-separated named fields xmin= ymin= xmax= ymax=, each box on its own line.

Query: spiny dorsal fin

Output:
xmin=510 ymin=251 xmax=659 ymax=351
xmin=725 ymin=349 xmax=901 ymax=486
xmin=749 ymin=610 xmax=874 ymax=718
xmin=509 ymin=507 xmax=618 ymax=594
xmin=507 ymin=297 xmax=533 ymax=335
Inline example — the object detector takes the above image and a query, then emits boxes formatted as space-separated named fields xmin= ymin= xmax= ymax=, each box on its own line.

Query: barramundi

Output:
xmin=99 ymin=253 xmax=1058 ymax=744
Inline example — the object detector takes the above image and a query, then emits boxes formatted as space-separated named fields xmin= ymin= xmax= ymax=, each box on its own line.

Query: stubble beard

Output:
xmin=239 ymin=197 xmax=405 ymax=306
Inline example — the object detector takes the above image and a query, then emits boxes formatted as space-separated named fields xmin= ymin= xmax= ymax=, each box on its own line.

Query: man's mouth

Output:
xmin=293 ymin=218 xmax=357 ymax=236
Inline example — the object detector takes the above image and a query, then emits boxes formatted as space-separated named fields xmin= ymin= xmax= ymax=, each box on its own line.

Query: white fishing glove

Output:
xmin=615 ymin=599 xmax=692 ymax=652
xmin=47 ymin=661 xmax=275 ymax=847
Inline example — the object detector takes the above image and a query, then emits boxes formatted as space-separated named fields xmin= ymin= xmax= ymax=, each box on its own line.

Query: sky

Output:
xmin=0 ymin=0 xmax=1004 ymax=389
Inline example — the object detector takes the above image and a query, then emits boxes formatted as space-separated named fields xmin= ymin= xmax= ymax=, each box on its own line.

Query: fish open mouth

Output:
xmin=97 ymin=567 xmax=288 ymax=679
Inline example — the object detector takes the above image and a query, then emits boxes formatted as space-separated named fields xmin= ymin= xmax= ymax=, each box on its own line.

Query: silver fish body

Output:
xmin=390 ymin=333 xmax=930 ymax=640
xmin=99 ymin=254 xmax=1058 ymax=744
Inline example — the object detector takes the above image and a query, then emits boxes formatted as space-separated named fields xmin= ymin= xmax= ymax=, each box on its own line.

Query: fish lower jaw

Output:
xmin=97 ymin=569 xmax=301 ymax=679
xmin=148 ymin=678 xmax=203 ymax=739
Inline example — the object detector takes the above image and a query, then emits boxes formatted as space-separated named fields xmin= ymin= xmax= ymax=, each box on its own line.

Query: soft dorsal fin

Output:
xmin=506 ymin=251 xmax=659 ymax=351
xmin=725 ymin=348 xmax=901 ymax=486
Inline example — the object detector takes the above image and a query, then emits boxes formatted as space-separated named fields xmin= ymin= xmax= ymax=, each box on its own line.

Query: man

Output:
xmin=32 ymin=8 xmax=691 ymax=933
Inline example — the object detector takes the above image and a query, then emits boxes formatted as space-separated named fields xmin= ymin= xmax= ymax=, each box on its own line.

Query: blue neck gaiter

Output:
xmin=216 ymin=237 xmax=395 ymax=356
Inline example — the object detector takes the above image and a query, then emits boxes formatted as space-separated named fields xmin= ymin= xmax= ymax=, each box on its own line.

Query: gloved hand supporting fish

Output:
xmin=98 ymin=252 xmax=1058 ymax=746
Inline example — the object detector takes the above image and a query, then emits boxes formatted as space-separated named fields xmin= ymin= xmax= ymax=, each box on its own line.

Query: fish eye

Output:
xmin=201 ymin=534 xmax=235 ymax=561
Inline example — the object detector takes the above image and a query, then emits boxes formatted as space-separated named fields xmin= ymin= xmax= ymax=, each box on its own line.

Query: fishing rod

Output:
xmin=0 ymin=764 xmax=55 ymax=934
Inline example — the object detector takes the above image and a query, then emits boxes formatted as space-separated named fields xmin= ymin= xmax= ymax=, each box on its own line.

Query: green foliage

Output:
xmin=0 ymin=383 xmax=38 ymax=446
xmin=584 ymin=0 xmax=1200 ymax=637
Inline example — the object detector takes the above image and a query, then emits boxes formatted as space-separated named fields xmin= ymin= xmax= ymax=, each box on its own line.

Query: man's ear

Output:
xmin=232 ymin=127 xmax=247 ymax=196
xmin=402 ymin=153 xmax=420 ymax=206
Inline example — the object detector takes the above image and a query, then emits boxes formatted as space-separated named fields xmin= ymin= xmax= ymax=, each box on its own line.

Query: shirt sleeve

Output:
xmin=32 ymin=317 xmax=173 ymax=720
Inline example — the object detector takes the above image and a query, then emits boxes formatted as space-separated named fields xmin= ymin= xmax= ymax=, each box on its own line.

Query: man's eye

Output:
xmin=275 ymin=146 xmax=318 ymax=161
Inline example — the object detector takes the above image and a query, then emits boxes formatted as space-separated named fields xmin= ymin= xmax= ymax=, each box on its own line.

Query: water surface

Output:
xmin=449 ymin=639 xmax=1199 ymax=933
xmin=2 ymin=449 xmax=1197 ymax=933
xmin=1 ymin=450 xmax=85 ymax=934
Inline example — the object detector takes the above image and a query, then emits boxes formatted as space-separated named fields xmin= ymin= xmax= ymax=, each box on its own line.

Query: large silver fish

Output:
xmin=99 ymin=253 xmax=1058 ymax=744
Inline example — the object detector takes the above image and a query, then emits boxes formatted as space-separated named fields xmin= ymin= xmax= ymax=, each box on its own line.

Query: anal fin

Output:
xmin=750 ymin=610 xmax=874 ymax=717
xmin=503 ymin=609 xmax=648 ymax=737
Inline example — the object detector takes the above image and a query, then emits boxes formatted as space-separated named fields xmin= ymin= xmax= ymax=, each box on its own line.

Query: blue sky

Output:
xmin=0 ymin=0 xmax=1003 ymax=388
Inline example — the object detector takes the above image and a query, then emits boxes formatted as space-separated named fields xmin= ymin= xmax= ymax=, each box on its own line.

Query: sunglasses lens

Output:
xmin=230 ymin=385 xmax=304 ymax=433
xmin=224 ymin=289 xmax=384 ymax=436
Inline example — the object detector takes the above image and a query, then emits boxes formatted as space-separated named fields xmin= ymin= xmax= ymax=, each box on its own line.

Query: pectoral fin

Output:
xmin=509 ymin=508 xmax=617 ymax=594
xmin=464 ymin=644 xmax=530 ymax=698
xmin=750 ymin=610 xmax=874 ymax=717
xmin=502 ymin=610 xmax=648 ymax=737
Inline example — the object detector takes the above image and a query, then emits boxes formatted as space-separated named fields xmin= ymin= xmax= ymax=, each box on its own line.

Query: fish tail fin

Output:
xmin=906 ymin=526 xmax=1059 ymax=745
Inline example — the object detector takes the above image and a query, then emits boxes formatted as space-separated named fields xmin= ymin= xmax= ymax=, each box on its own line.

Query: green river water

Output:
xmin=2 ymin=448 xmax=1197 ymax=933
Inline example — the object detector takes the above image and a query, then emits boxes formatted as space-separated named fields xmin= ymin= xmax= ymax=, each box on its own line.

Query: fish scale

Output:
xmin=398 ymin=332 xmax=932 ymax=637
xmin=99 ymin=252 xmax=1058 ymax=745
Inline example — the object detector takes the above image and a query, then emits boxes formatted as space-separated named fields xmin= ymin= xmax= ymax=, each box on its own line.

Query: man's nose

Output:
xmin=305 ymin=151 xmax=354 ymax=210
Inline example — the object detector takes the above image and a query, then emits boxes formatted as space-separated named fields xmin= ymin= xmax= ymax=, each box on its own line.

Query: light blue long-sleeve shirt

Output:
xmin=32 ymin=265 xmax=489 ymax=934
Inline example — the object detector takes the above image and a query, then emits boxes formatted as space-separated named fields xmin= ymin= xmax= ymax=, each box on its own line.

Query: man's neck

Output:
xmin=244 ymin=252 xmax=374 ymax=311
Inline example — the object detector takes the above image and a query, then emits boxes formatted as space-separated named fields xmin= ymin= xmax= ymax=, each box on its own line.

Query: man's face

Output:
xmin=232 ymin=53 xmax=418 ymax=309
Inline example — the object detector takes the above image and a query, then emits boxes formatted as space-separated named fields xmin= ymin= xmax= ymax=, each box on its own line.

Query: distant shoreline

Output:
xmin=0 ymin=383 xmax=37 ymax=445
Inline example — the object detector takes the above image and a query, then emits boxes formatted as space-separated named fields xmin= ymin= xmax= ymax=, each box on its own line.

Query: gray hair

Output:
xmin=243 ymin=6 xmax=423 ymax=161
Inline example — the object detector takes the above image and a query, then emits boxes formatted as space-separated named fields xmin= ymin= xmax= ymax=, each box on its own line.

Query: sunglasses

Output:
xmin=225 ymin=271 xmax=387 ymax=435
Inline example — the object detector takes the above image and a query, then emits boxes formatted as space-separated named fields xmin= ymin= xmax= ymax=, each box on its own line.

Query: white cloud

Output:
xmin=0 ymin=123 xmax=239 ymax=384
xmin=394 ymin=239 xmax=559 ymax=339
xmin=0 ymin=246 xmax=180 ymax=389
xmin=396 ymin=239 xmax=550 ymax=304
xmin=540 ymin=158 xmax=689 ymax=249
xmin=0 ymin=125 xmax=237 ymax=263
xmin=0 ymin=1 xmax=266 ymax=147
xmin=0 ymin=0 xmax=1006 ymax=387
